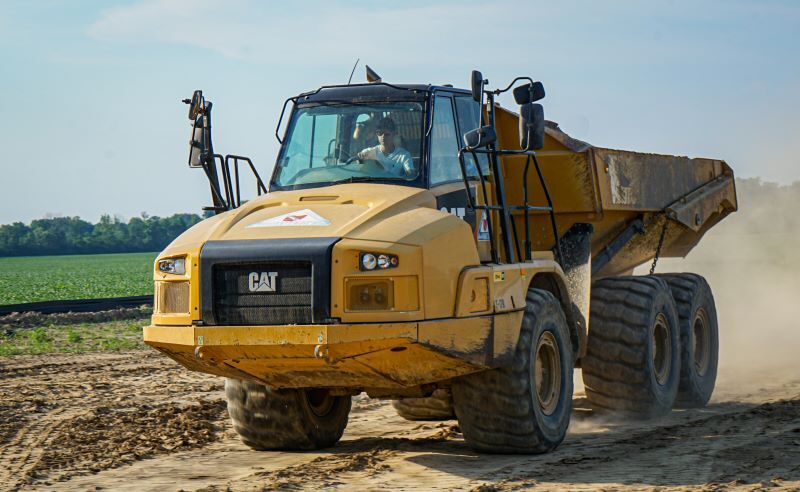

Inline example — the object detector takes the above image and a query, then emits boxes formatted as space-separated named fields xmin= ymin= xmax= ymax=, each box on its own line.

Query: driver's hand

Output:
xmin=357 ymin=148 xmax=376 ymax=160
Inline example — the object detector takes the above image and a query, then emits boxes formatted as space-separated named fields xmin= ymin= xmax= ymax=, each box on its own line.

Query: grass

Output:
xmin=0 ymin=318 xmax=148 ymax=356
xmin=0 ymin=252 xmax=157 ymax=304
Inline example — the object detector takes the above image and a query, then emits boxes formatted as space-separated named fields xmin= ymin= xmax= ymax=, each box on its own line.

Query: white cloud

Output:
xmin=86 ymin=0 xmax=521 ymax=66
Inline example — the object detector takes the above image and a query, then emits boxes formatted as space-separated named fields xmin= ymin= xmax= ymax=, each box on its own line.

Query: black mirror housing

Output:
xmin=186 ymin=90 xmax=204 ymax=120
xmin=519 ymin=103 xmax=545 ymax=150
xmin=513 ymin=82 xmax=545 ymax=105
xmin=471 ymin=70 xmax=484 ymax=102
xmin=463 ymin=125 xmax=497 ymax=150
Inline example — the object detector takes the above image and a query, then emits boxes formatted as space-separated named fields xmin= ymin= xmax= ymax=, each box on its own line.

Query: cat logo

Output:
xmin=248 ymin=272 xmax=278 ymax=292
xmin=440 ymin=207 xmax=466 ymax=220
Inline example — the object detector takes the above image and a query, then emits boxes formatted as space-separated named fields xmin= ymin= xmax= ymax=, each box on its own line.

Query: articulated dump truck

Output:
xmin=144 ymin=69 xmax=736 ymax=454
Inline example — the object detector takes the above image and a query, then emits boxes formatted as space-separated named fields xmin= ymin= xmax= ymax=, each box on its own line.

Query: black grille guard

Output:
xmin=199 ymin=237 xmax=340 ymax=325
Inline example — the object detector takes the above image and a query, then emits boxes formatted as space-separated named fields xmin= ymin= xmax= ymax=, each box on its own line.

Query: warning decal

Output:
xmin=245 ymin=209 xmax=331 ymax=228
xmin=477 ymin=211 xmax=490 ymax=241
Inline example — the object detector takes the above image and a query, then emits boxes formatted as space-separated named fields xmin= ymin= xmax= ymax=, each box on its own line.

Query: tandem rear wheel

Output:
xmin=225 ymin=379 xmax=351 ymax=451
xmin=392 ymin=389 xmax=455 ymax=421
xmin=582 ymin=273 xmax=719 ymax=417
xmin=582 ymin=275 xmax=681 ymax=417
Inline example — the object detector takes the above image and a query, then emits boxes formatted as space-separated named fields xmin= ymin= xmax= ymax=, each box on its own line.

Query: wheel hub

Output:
xmin=305 ymin=389 xmax=336 ymax=417
xmin=693 ymin=308 xmax=711 ymax=376
xmin=535 ymin=331 xmax=561 ymax=416
xmin=652 ymin=313 xmax=672 ymax=386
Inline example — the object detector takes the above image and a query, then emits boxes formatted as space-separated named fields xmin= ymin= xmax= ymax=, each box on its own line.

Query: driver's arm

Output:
xmin=357 ymin=146 xmax=378 ymax=161
xmin=398 ymin=150 xmax=416 ymax=177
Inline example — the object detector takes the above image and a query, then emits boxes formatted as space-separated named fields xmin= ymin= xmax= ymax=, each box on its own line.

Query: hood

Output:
xmin=164 ymin=184 xmax=437 ymax=254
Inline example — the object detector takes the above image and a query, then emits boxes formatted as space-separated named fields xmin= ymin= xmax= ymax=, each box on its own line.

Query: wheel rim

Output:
xmin=305 ymin=389 xmax=336 ymax=417
xmin=693 ymin=308 xmax=711 ymax=377
xmin=534 ymin=331 xmax=561 ymax=416
xmin=652 ymin=313 xmax=672 ymax=386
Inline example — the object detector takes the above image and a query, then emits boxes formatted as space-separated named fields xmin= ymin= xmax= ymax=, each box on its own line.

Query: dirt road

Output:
xmin=1 ymin=350 xmax=797 ymax=491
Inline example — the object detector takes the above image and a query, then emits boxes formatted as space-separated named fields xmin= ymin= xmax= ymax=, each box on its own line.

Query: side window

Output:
xmin=454 ymin=96 xmax=490 ymax=177
xmin=429 ymin=96 xmax=462 ymax=186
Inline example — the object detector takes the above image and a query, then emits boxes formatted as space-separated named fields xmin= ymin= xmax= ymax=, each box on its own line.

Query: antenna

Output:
xmin=347 ymin=58 xmax=360 ymax=85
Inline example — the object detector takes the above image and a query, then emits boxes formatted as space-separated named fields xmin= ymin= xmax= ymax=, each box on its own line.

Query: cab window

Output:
xmin=429 ymin=95 xmax=462 ymax=186
xmin=454 ymin=96 xmax=490 ymax=177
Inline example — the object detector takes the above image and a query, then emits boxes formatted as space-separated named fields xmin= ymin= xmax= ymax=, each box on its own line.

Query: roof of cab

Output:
xmin=295 ymin=83 xmax=470 ymax=104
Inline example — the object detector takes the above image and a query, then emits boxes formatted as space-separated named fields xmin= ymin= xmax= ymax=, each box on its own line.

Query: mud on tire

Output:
xmin=392 ymin=389 xmax=455 ymax=421
xmin=225 ymin=378 xmax=351 ymax=451
xmin=655 ymin=273 xmax=719 ymax=408
xmin=582 ymin=276 xmax=680 ymax=418
xmin=451 ymin=288 xmax=573 ymax=454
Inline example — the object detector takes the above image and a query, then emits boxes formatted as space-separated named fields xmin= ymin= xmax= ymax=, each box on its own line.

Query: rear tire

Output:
xmin=655 ymin=273 xmax=719 ymax=408
xmin=451 ymin=288 xmax=573 ymax=454
xmin=392 ymin=389 xmax=455 ymax=421
xmin=582 ymin=276 xmax=680 ymax=418
xmin=225 ymin=378 xmax=351 ymax=450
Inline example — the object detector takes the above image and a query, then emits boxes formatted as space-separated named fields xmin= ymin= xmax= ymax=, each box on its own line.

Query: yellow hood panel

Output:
xmin=175 ymin=184 xmax=439 ymax=247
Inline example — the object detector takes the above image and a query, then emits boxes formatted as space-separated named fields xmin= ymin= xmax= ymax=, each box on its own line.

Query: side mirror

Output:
xmin=183 ymin=90 xmax=204 ymax=120
xmin=470 ymin=70 xmax=484 ymax=102
xmin=513 ymin=82 xmax=545 ymax=104
xmin=519 ymin=103 xmax=545 ymax=150
xmin=463 ymin=125 xmax=497 ymax=150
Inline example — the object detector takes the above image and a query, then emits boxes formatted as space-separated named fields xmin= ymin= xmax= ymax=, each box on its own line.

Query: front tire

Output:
xmin=451 ymin=288 xmax=573 ymax=454
xmin=225 ymin=379 xmax=351 ymax=451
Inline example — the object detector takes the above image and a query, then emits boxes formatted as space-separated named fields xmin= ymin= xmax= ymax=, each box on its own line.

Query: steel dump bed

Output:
xmin=493 ymin=106 xmax=737 ymax=276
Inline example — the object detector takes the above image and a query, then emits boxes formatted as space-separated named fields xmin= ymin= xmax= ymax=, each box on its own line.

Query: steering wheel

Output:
xmin=343 ymin=155 xmax=362 ymax=165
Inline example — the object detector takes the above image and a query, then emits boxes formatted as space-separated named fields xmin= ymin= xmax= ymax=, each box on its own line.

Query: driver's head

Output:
xmin=376 ymin=117 xmax=397 ymax=145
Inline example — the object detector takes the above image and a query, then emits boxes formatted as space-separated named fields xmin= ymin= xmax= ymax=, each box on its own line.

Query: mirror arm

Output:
xmin=494 ymin=76 xmax=534 ymax=95
xmin=456 ymin=149 xmax=476 ymax=210
xmin=200 ymin=157 xmax=229 ymax=211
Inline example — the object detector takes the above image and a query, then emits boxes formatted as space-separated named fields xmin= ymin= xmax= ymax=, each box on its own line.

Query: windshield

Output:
xmin=273 ymin=102 xmax=424 ymax=188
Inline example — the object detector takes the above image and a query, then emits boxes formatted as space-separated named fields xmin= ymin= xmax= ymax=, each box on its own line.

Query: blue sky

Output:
xmin=1 ymin=0 xmax=798 ymax=224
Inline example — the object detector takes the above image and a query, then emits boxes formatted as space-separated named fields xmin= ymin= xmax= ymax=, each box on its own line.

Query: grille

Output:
xmin=212 ymin=262 xmax=312 ymax=325
xmin=155 ymin=281 xmax=190 ymax=314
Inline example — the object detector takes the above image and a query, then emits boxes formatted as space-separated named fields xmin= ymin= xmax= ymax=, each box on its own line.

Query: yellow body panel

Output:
xmin=145 ymin=310 xmax=529 ymax=393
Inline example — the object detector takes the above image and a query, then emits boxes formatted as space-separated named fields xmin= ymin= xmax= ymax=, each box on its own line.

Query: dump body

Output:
xmin=492 ymin=105 xmax=737 ymax=276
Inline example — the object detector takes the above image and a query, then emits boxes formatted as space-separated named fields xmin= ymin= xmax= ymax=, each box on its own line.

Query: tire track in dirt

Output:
xmin=3 ymin=351 xmax=800 ymax=491
xmin=0 ymin=351 xmax=227 ymax=490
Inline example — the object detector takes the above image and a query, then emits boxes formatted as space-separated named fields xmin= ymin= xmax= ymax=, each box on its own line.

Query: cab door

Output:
xmin=430 ymin=94 xmax=476 ymax=231
xmin=430 ymin=93 xmax=493 ymax=258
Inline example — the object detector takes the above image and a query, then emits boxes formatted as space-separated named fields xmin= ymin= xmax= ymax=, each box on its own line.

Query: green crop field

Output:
xmin=0 ymin=252 xmax=157 ymax=304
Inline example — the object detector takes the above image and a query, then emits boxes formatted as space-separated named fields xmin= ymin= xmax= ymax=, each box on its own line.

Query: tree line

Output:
xmin=0 ymin=213 xmax=205 ymax=257
xmin=0 ymin=177 xmax=794 ymax=257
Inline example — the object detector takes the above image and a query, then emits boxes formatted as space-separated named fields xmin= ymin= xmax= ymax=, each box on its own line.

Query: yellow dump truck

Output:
xmin=145 ymin=69 xmax=736 ymax=454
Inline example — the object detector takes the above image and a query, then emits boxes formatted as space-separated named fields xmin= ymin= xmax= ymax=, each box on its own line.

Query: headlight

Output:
xmin=359 ymin=252 xmax=398 ymax=271
xmin=157 ymin=257 xmax=186 ymax=275
xmin=361 ymin=253 xmax=377 ymax=271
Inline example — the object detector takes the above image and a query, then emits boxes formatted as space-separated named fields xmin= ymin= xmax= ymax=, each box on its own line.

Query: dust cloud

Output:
xmin=638 ymin=178 xmax=800 ymax=399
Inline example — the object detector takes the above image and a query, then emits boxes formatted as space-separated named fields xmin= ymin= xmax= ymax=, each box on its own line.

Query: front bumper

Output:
xmin=144 ymin=312 xmax=523 ymax=391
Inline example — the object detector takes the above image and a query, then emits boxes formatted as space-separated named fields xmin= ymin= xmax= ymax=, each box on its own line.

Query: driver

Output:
xmin=356 ymin=117 xmax=415 ymax=177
